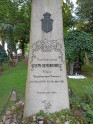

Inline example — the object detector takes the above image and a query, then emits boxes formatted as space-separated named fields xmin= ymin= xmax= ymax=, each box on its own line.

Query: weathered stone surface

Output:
xmin=39 ymin=121 xmax=44 ymax=124
xmin=18 ymin=100 xmax=24 ymax=105
xmin=13 ymin=114 xmax=17 ymax=119
xmin=64 ymin=121 xmax=69 ymax=124
xmin=33 ymin=116 xmax=37 ymax=121
xmin=5 ymin=119 xmax=11 ymax=124
xmin=7 ymin=115 xmax=12 ymax=119
xmin=24 ymin=0 xmax=69 ymax=117
xmin=6 ymin=111 xmax=12 ymax=116
xmin=11 ymin=106 xmax=16 ymax=112
xmin=22 ymin=120 xmax=25 ymax=124
xmin=11 ymin=122 xmax=16 ymax=124
xmin=3 ymin=116 xmax=6 ymax=122
xmin=12 ymin=119 xmax=17 ymax=123
xmin=37 ymin=116 xmax=44 ymax=120
xmin=56 ymin=119 xmax=60 ymax=123
xmin=10 ymin=91 xmax=17 ymax=101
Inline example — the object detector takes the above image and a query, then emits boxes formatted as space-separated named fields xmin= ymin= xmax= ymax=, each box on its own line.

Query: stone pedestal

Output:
xmin=24 ymin=0 xmax=69 ymax=117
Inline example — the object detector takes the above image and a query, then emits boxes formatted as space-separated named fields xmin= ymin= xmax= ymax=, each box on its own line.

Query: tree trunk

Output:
xmin=7 ymin=49 xmax=13 ymax=60
xmin=21 ymin=41 xmax=24 ymax=59
xmin=84 ymin=52 xmax=89 ymax=65
xmin=1 ymin=41 xmax=5 ymax=48
xmin=85 ymin=59 xmax=89 ymax=65
xmin=69 ymin=62 xmax=74 ymax=75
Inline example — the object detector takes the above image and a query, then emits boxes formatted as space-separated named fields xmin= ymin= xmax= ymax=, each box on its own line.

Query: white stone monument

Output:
xmin=24 ymin=0 xmax=69 ymax=117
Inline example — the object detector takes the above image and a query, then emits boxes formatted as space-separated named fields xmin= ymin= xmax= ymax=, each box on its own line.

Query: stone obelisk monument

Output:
xmin=24 ymin=0 xmax=69 ymax=117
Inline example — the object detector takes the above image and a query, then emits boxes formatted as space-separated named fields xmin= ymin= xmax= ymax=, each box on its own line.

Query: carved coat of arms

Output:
xmin=41 ymin=12 xmax=53 ymax=33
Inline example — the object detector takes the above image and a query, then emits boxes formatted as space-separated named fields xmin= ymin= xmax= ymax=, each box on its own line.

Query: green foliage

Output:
xmin=0 ymin=45 xmax=9 ymax=63
xmin=76 ymin=0 xmax=93 ymax=22
xmin=24 ymin=43 xmax=30 ymax=55
xmin=6 ymin=26 xmax=16 ymax=53
xmin=23 ymin=108 xmax=86 ymax=124
xmin=13 ymin=0 xmax=31 ymax=42
xmin=0 ymin=0 xmax=31 ymax=57
xmin=87 ymin=49 xmax=93 ymax=63
xmin=0 ymin=24 xmax=16 ymax=56
xmin=70 ymin=88 xmax=93 ymax=124
xmin=0 ymin=0 xmax=75 ymax=56
xmin=82 ymin=63 xmax=93 ymax=77
xmin=70 ymin=83 xmax=93 ymax=123
xmin=64 ymin=30 xmax=93 ymax=62
xmin=75 ymin=0 xmax=93 ymax=34
xmin=62 ymin=0 xmax=75 ymax=32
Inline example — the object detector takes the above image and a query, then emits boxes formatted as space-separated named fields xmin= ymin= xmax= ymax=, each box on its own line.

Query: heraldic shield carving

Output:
xmin=41 ymin=12 xmax=53 ymax=33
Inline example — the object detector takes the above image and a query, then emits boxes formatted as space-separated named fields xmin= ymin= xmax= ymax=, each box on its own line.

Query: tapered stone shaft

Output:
xmin=24 ymin=0 xmax=69 ymax=117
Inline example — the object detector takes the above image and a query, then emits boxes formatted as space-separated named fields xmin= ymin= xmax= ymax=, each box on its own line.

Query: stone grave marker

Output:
xmin=24 ymin=0 xmax=69 ymax=117
xmin=73 ymin=62 xmax=82 ymax=75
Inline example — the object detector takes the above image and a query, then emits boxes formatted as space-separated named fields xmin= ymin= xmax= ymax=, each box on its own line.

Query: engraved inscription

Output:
xmin=31 ymin=64 xmax=63 ymax=71
xmin=31 ymin=39 xmax=63 ymax=63
xmin=29 ymin=39 xmax=65 ymax=103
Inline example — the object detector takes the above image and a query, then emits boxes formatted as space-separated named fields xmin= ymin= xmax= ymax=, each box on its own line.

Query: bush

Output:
xmin=70 ymin=85 xmax=93 ymax=124
xmin=0 ymin=45 xmax=9 ymax=63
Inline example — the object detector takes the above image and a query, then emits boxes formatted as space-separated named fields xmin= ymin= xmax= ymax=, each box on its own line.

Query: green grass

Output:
xmin=0 ymin=61 xmax=93 ymax=113
xmin=82 ymin=63 xmax=93 ymax=77
xmin=0 ymin=61 xmax=27 ymax=112
xmin=68 ymin=78 xmax=93 ymax=96
xmin=68 ymin=63 xmax=93 ymax=97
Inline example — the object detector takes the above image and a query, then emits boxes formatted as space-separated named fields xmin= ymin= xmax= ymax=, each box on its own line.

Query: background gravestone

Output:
xmin=73 ymin=62 xmax=82 ymax=75
xmin=24 ymin=0 xmax=69 ymax=117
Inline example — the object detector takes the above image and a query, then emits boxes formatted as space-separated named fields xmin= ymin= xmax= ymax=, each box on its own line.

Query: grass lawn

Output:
xmin=0 ymin=61 xmax=93 ymax=112
xmin=68 ymin=63 xmax=93 ymax=97
xmin=0 ymin=61 xmax=27 ymax=112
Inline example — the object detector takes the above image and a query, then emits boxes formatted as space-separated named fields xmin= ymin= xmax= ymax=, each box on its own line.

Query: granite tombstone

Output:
xmin=73 ymin=62 xmax=81 ymax=75
xmin=24 ymin=0 xmax=69 ymax=117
